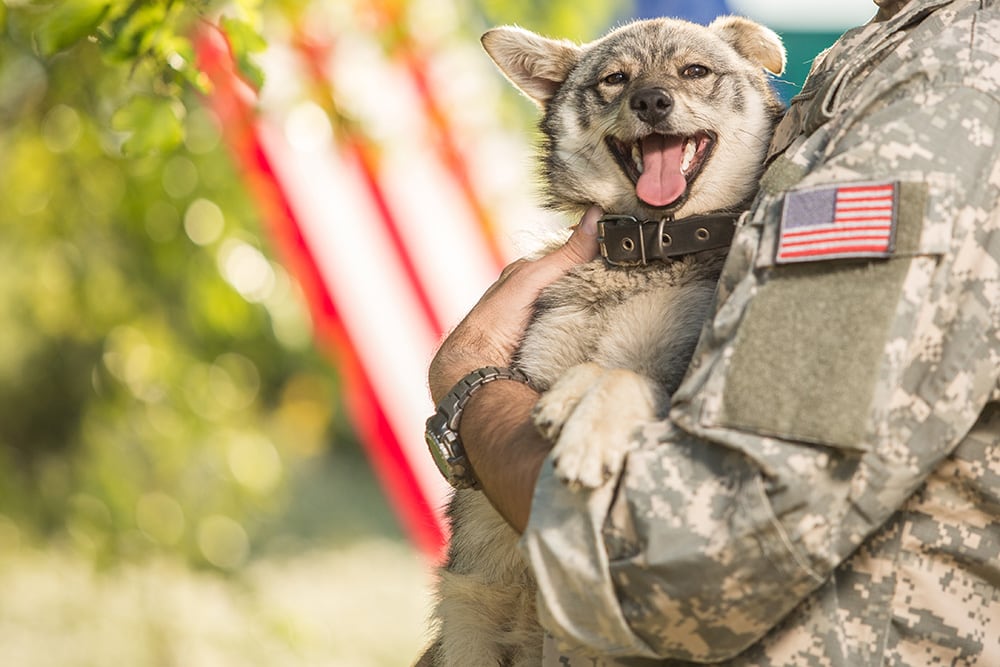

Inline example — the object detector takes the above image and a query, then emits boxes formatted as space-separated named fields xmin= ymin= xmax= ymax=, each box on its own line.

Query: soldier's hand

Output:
xmin=428 ymin=206 xmax=602 ymax=403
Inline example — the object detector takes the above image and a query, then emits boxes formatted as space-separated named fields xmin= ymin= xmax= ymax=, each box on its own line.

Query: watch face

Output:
xmin=425 ymin=427 xmax=450 ymax=471
xmin=425 ymin=411 xmax=453 ymax=469
xmin=425 ymin=411 xmax=476 ymax=489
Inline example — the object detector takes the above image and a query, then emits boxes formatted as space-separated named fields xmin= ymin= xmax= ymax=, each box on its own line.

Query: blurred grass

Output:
xmin=0 ymin=453 xmax=435 ymax=667
xmin=254 ymin=449 xmax=408 ymax=554
xmin=0 ymin=541 xmax=433 ymax=667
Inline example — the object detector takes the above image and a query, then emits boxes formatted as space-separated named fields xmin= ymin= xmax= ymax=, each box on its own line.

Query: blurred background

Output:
xmin=0 ymin=0 xmax=875 ymax=665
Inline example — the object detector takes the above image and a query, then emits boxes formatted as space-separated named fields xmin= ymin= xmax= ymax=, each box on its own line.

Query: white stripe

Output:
xmin=784 ymin=220 xmax=893 ymax=235
xmin=833 ymin=211 xmax=893 ymax=221
xmin=779 ymin=238 xmax=891 ymax=253
xmin=325 ymin=47 xmax=504 ymax=330
xmin=378 ymin=150 xmax=501 ymax=328
xmin=257 ymin=118 xmax=452 ymax=523
xmin=835 ymin=200 xmax=893 ymax=211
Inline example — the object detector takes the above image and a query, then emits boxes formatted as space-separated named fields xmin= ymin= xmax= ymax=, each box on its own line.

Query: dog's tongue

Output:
xmin=636 ymin=134 xmax=687 ymax=207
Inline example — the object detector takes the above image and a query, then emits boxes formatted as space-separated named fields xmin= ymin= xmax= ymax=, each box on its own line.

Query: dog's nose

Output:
xmin=629 ymin=87 xmax=673 ymax=125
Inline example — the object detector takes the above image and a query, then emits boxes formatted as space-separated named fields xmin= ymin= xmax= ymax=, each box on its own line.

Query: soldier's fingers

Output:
xmin=547 ymin=205 xmax=602 ymax=268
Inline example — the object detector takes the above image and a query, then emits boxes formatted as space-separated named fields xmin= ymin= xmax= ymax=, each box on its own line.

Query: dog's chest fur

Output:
xmin=515 ymin=252 xmax=726 ymax=397
xmin=431 ymin=253 xmax=728 ymax=667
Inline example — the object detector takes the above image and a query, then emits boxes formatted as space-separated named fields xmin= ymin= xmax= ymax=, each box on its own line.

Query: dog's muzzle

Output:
xmin=597 ymin=214 xmax=739 ymax=267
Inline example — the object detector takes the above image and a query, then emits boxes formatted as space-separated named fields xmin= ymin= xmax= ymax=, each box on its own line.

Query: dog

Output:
xmin=422 ymin=15 xmax=785 ymax=666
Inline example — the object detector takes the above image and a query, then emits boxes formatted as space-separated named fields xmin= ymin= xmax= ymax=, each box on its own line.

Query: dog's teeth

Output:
xmin=681 ymin=139 xmax=696 ymax=174
xmin=632 ymin=143 xmax=643 ymax=174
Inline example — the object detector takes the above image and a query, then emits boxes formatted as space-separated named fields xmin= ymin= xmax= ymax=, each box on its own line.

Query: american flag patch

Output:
xmin=775 ymin=181 xmax=898 ymax=264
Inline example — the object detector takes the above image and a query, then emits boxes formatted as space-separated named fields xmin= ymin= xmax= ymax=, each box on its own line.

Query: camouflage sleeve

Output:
xmin=520 ymin=81 xmax=1000 ymax=661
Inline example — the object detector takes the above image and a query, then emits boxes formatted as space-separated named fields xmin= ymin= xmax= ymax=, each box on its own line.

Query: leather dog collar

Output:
xmin=597 ymin=213 xmax=738 ymax=267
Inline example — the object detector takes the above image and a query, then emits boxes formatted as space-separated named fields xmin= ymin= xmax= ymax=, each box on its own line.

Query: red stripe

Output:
xmin=780 ymin=237 xmax=891 ymax=250
xmin=196 ymin=26 xmax=447 ymax=559
xmin=835 ymin=195 xmax=893 ymax=204
xmin=837 ymin=184 xmax=895 ymax=196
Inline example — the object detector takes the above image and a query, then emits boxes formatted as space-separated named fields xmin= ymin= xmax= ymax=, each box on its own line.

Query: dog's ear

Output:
xmin=481 ymin=26 xmax=581 ymax=107
xmin=708 ymin=16 xmax=785 ymax=76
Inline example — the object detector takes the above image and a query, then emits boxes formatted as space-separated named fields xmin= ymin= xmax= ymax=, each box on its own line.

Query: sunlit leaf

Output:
xmin=111 ymin=95 xmax=185 ymax=156
xmin=34 ymin=0 xmax=112 ymax=55
xmin=164 ymin=35 xmax=213 ymax=94
xmin=110 ymin=2 xmax=167 ymax=59
xmin=235 ymin=0 xmax=263 ymax=16
xmin=220 ymin=16 xmax=266 ymax=91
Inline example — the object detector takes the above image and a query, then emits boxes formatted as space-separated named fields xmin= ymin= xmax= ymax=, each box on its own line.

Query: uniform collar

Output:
xmin=873 ymin=0 xmax=910 ymax=20
xmin=873 ymin=0 xmax=950 ymax=21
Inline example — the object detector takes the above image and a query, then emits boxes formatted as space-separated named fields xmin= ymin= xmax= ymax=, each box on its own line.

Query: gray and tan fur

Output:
xmin=422 ymin=16 xmax=785 ymax=666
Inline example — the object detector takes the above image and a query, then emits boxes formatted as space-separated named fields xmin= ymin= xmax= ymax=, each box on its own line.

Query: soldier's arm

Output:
xmin=428 ymin=207 xmax=601 ymax=529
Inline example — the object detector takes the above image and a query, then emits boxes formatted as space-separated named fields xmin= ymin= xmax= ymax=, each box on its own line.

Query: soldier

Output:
xmin=427 ymin=0 xmax=1000 ymax=664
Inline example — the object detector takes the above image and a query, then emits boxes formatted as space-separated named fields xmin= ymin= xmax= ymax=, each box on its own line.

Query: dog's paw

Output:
xmin=532 ymin=362 xmax=605 ymax=442
xmin=551 ymin=369 xmax=664 ymax=489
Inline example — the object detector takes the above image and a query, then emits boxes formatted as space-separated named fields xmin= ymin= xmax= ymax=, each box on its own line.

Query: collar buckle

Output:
xmin=598 ymin=215 xmax=664 ymax=267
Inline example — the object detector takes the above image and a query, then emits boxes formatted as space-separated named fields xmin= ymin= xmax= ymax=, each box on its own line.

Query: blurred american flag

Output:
xmin=196 ymin=0 xmax=554 ymax=559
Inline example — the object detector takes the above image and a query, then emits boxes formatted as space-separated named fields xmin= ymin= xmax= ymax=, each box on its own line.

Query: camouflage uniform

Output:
xmin=522 ymin=0 xmax=1000 ymax=664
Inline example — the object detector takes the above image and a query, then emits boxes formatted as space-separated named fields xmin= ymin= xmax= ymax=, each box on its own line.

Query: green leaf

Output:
xmin=34 ymin=0 xmax=112 ymax=55
xmin=220 ymin=16 xmax=266 ymax=91
xmin=162 ymin=35 xmax=213 ymax=94
xmin=111 ymin=95 xmax=184 ymax=156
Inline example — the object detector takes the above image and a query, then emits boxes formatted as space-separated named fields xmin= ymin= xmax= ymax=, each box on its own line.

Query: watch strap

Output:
xmin=426 ymin=366 xmax=530 ymax=489
xmin=439 ymin=366 xmax=530 ymax=429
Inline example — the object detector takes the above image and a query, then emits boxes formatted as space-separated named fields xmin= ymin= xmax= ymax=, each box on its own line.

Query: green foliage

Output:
xmin=33 ymin=0 xmax=111 ymax=55
xmin=0 ymin=10 xmax=343 ymax=568
xmin=7 ymin=0 xmax=265 ymax=155
xmin=219 ymin=16 xmax=266 ymax=90
xmin=472 ymin=0 xmax=627 ymax=41
xmin=111 ymin=94 xmax=185 ymax=155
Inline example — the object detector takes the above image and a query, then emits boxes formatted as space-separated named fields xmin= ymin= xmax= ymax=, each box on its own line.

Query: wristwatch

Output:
xmin=425 ymin=366 xmax=530 ymax=489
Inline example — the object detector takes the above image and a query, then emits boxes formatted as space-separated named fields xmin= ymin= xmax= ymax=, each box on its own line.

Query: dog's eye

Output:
xmin=681 ymin=64 xmax=711 ymax=79
xmin=601 ymin=72 xmax=628 ymax=86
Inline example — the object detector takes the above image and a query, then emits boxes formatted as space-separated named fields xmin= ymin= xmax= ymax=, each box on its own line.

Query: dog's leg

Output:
xmin=550 ymin=368 xmax=664 ymax=489
xmin=532 ymin=362 xmax=606 ymax=442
